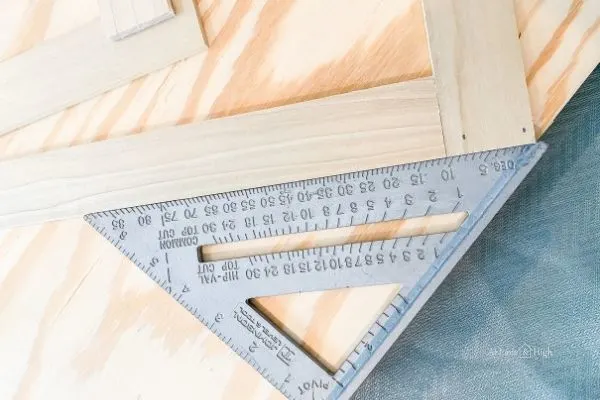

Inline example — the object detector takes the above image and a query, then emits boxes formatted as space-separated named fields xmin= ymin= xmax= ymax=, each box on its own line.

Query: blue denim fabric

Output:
xmin=354 ymin=65 xmax=600 ymax=400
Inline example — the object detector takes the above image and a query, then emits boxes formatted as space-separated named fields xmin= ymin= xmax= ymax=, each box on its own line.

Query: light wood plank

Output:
xmin=0 ymin=78 xmax=444 ymax=229
xmin=0 ymin=0 xmax=205 ymax=137
xmin=422 ymin=0 xmax=536 ymax=154
xmin=98 ymin=0 xmax=175 ymax=40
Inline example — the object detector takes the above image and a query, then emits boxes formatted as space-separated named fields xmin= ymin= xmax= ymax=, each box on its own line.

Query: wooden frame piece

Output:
xmin=422 ymin=0 xmax=536 ymax=154
xmin=0 ymin=0 xmax=205 ymax=137
xmin=0 ymin=78 xmax=444 ymax=229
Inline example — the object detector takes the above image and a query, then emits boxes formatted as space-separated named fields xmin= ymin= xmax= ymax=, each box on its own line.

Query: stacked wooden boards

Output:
xmin=0 ymin=0 xmax=598 ymax=399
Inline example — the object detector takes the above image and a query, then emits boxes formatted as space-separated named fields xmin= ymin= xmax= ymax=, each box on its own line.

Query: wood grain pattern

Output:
xmin=422 ymin=0 xmax=536 ymax=154
xmin=0 ymin=0 xmax=205 ymax=137
xmin=0 ymin=78 xmax=443 ymax=229
xmin=0 ymin=0 xmax=99 ymax=61
xmin=0 ymin=0 xmax=597 ymax=399
xmin=0 ymin=0 xmax=432 ymax=159
xmin=98 ymin=0 xmax=175 ymax=40
xmin=516 ymin=0 xmax=600 ymax=135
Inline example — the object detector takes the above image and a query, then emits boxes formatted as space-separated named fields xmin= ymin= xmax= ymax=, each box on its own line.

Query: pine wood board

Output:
xmin=0 ymin=78 xmax=443 ymax=228
xmin=0 ymin=0 xmax=598 ymax=398
xmin=422 ymin=0 xmax=536 ymax=154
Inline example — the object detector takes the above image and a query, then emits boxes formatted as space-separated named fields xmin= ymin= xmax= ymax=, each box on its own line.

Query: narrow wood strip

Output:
xmin=0 ymin=0 xmax=205 ymax=137
xmin=0 ymin=78 xmax=445 ymax=229
xmin=98 ymin=0 xmax=175 ymax=40
xmin=202 ymin=213 xmax=467 ymax=262
xmin=422 ymin=0 xmax=536 ymax=155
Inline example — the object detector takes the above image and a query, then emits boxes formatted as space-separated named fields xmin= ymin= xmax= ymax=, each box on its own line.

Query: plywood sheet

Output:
xmin=0 ymin=0 xmax=205 ymax=136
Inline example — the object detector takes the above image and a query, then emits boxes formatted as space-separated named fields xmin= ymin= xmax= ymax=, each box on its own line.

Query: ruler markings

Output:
xmin=84 ymin=143 xmax=546 ymax=400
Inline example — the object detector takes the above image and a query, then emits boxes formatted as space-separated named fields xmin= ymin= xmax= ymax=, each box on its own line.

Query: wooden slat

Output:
xmin=422 ymin=0 xmax=536 ymax=154
xmin=0 ymin=78 xmax=444 ymax=229
xmin=98 ymin=0 xmax=175 ymax=40
xmin=0 ymin=0 xmax=205 ymax=137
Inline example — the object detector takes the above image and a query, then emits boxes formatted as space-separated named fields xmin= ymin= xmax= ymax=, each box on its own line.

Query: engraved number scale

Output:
xmin=85 ymin=143 xmax=547 ymax=400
